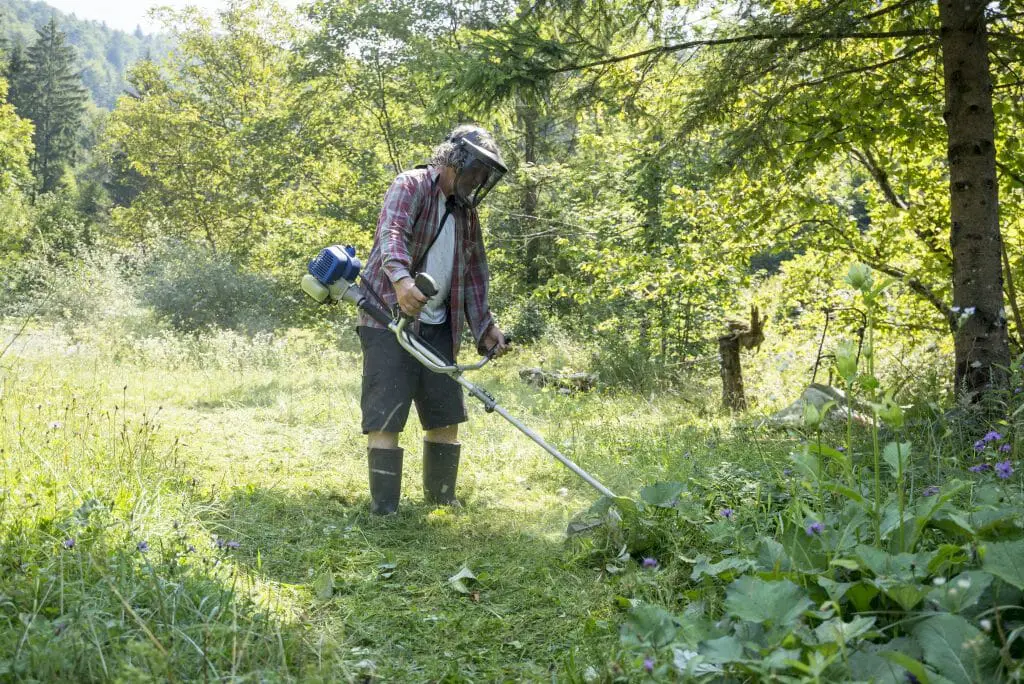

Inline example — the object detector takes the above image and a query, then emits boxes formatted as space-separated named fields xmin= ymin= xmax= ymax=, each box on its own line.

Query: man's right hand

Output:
xmin=394 ymin=276 xmax=428 ymax=317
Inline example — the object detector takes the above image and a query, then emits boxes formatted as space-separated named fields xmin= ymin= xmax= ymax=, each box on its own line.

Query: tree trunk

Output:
xmin=938 ymin=0 xmax=1009 ymax=396
xmin=518 ymin=99 xmax=541 ymax=286
xmin=719 ymin=335 xmax=746 ymax=411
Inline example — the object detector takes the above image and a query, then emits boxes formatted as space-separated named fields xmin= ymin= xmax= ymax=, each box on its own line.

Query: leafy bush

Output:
xmin=579 ymin=265 xmax=1024 ymax=682
xmin=138 ymin=241 xmax=299 ymax=334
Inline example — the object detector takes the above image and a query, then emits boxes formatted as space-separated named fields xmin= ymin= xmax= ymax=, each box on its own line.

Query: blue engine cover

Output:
xmin=308 ymin=245 xmax=361 ymax=285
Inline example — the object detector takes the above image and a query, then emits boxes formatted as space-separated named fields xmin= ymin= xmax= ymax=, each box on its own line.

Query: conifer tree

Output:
xmin=20 ymin=18 xmax=88 ymax=193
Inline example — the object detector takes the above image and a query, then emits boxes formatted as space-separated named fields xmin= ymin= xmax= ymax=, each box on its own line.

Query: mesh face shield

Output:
xmin=452 ymin=138 xmax=507 ymax=209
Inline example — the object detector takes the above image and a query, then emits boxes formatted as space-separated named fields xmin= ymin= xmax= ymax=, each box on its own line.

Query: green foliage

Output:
xmin=10 ymin=18 xmax=88 ymax=192
xmin=0 ymin=0 xmax=169 ymax=108
xmin=138 ymin=241 xmax=299 ymax=334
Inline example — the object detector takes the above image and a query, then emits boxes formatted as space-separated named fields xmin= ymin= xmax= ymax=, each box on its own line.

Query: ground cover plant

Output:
xmin=581 ymin=268 xmax=1024 ymax=682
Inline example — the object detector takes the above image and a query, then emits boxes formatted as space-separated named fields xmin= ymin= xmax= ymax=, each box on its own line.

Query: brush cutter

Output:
xmin=300 ymin=245 xmax=619 ymax=508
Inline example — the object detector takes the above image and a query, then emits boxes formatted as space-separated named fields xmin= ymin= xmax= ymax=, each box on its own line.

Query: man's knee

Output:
xmin=425 ymin=424 xmax=459 ymax=444
xmin=368 ymin=431 xmax=400 ymax=449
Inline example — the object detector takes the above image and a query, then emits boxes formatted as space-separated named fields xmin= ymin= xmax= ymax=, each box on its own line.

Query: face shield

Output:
xmin=451 ymin=138 xmax=507 ymax=209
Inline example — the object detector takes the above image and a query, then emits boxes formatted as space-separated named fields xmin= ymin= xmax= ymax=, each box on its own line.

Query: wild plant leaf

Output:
xmin=690 ymin=555 xmax=756 ymax=582
xmin=791 ymin=449 xmax=820 ymax=482
xmin=813 ymin=615 xmax=876 ymax=644
xmin=448 ymin=566 xmax=477 ymax=594
xmin=755 ymin=537 xmax=792 ymax=574
xmin=763 ymin=648 xmax=802 ymax=671
xmin=781 ymin=524 xmax=826 ymax=572
xmin=846 ymin=581 xmax=880 ymax=613
xmin=980 ymin=540 xmax=1024 ymax=590
xmin=927 ymin=544 xmax=971 ymax=576
xmin=882 ymin=441 xmax=911 ymax=477
xmin=817 ymin=576 xmax=854 ymax=603
xmin=973 ymin=509 xmax=1021 ymax=539
xmin=808 ymin=442 xmax=848 ymax=468
xmin=822 ymin=482 xmax=865 ymax=505
xmin=848 ymin=651 xmax=908 ymax=684
xmin=879 ymin=652 xmax=932 ymax=684
xmin=911 ymin=614 xmax=1000 ymax=684
xmin=312 ymin=570 xmax=334 ymax=600
xmin=672 ymin=648 xmax=722 ymax=677
xmin=927 ymin=571 xmax=992 ymax=614
xmin=699 ymin=635 xmax=744 ymax=664
xmin=622 ymin=604 xmax=678 ymax=649
xmin=723 ymin=577 xmax=812 ymax=627
xmin=875 ymin=579 xmax=929 ymax=611
xmin=639 ymin=481 xmax=685 ymax=507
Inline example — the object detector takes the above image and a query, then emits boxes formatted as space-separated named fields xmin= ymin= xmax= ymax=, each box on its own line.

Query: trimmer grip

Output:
xmin=415 ymin=272 xmax=439 ymax=299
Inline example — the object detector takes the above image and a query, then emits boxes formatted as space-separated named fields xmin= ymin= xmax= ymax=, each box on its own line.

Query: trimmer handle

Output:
xmin=415 ymin=272 xmax=438 ymax=300
xmin=400 ymin=272 xmax=439 ymax=322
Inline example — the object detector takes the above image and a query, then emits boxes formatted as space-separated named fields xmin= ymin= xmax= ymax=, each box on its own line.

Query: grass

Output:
xmin=0 ymin=321 xmax=798 ymax=681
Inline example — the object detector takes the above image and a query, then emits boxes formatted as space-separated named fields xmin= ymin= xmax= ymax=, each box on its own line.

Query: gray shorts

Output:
xmin=358 ymin=320 xmax=468 ymax=434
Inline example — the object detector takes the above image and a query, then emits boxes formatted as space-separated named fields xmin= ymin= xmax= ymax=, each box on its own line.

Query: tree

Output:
xmin=16 ymin=18 xmax=87 ymax=193
xmin=458 ymin=0 xmax=1022 ymax=399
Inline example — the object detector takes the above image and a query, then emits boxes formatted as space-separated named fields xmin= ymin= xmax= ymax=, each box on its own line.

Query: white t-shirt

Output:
xmin=419 ymin=191 xmax=456 ymax=324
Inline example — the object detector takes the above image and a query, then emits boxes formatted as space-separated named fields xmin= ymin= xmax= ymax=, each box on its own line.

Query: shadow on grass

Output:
xmin=205 ymin=485 xmax=619 ymax=680
xmin=192 ymin=374 xmax=360 ymax=410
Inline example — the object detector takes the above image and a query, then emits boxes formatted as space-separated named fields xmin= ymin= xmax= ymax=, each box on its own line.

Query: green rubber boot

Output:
xmin=423 ymin=441 xmax=460 ymax=505
xmin=368 ymin=447 xmax=403 ymax=515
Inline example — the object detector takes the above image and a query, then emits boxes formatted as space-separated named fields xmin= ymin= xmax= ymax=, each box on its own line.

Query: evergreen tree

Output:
xmin=21 ymin=18 xmax=87 ymax=193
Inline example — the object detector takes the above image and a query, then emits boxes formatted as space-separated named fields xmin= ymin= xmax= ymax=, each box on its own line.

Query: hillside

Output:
xmin=0 ymin=0 xmax=170 ymax=108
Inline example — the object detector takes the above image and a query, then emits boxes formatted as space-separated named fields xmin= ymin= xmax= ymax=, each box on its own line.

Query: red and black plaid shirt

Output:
xmin=358 ymin=166 xmax=496 ymax=357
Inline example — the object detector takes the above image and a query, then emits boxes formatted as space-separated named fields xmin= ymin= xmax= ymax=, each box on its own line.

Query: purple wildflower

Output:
xmin=983 ymin=431 xmax=1003 ymax=443
xmin=225 ymin=540 xmax=241 ymax=550
xmin=996 ymin=460 xmax=1014 ymax=480
xmin=806 ymin=521 xmax=825 ymax=536
xmin=643 ymin=657 xmax=655 ymax=674
xmin=921 ymin=486 xmax=940 ymax=497
xmin=719 ymin=508 xmax=734 ymax=520
xmin=186 ymin=544 xmax=196 ymax=554
xmin=974 ymin=440 xmax=987 ymax=452
xmin=62 ymin=538 xmax=75 ymax=550
xmin=782 ymin=468 xmax=793 ymax=478
xmin=969 ymin=463 xmax=993 ymax=473
xmin=642 ymin=557 xmax=659 ymax=569
xmin=137 ymin=541 xmax=149 ymax=553
xmin=999 ymin=443 xmax=1012 ymax=453
xmin=905 ymin=673 xmax=921 ymax=684
xmin=836 ymin=446 xmax=846 ymax=453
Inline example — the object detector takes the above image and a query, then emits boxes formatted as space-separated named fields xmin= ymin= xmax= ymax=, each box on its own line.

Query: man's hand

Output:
xmin=395 ymin=277 xmax=428 ymax=317
xmin=481 ymin=325 xmax=508 ymax=357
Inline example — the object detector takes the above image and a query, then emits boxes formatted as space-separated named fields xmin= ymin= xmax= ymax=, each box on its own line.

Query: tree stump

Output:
xmin=719 ymin=305 xmax=765 ymax=411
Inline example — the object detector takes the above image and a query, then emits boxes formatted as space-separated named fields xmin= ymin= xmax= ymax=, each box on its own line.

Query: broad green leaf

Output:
xmin=622 ymin=604 xmax=678 ymax=649
xmin=880 ymin=651 xmax=931 ymax=684
xmin=312 ymin=570 xmax=334 ymax=600
xmin=875 ymin=580 xmax=928 ymax=611
xmin=639 ymin=481 xmax=685 ymax=507
xmin=700 ymin=635 xmax=744 ymax=664
xmin=690 ymin=556 xmax=756 ymax=582
xmin=723 ymin=577 xmax=812 ymax=628
xmin=814 ymin=615 xmax=876 ymax=644
xmin=882 ymin=441 xmax=912 ymax=476
xmin=911 ymin=614 xmax=1000 ymax=684
xmin=927 ymin=571 xmax=993 ymax=614
xmin=980 ymin=540 xmax=1024 ymax=590
xmin=448 ymin=566 xmax=477 ymax=594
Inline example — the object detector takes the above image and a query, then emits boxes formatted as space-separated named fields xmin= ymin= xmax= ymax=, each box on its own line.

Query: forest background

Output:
xmin=2 ymin=0 xmax=1024 ymax=681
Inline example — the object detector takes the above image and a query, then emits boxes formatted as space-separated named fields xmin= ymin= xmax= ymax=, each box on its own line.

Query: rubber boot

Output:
xmin=368 ymin=447 xmax=403 ymax=515
xmin=423 ymin=441 xmax=461 ymax=505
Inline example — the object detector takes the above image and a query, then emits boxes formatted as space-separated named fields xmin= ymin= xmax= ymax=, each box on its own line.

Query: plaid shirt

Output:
xmin=358 ymin=166 xmax=496 ymax=357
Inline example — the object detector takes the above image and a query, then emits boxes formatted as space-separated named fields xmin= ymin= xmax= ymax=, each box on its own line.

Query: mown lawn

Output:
xmin=0 ymin=324 xmax=794 ymax=681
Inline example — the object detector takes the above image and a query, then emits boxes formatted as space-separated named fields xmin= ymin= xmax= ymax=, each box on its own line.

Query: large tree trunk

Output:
xmin=938 ymin=0 xmax=1009 ymax=396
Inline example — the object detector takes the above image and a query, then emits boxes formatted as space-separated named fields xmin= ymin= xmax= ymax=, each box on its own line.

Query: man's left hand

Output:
xmin=481 ymin=325 xmax=508 ymax=357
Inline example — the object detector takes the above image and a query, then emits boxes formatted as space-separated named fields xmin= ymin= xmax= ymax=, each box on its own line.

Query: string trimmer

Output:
xmin=300 ymin=245 xmax=620 ymax=514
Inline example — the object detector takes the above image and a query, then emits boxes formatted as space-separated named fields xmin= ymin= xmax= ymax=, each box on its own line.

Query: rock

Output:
xmin=519 ymin=367 xmax=597 ymax=393
xmin=764 ymin=383 xmax=871 ymax=428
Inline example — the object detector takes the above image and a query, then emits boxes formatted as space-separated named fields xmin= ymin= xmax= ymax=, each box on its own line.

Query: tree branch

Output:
xmin=542 ymin=29 xmax=936 ymax=75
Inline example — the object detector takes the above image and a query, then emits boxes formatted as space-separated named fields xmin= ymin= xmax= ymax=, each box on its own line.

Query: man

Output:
xmin=357 ymin=124 xmax=509 ymax=515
